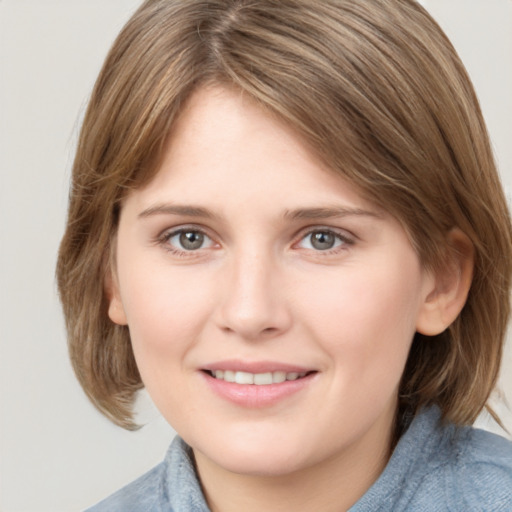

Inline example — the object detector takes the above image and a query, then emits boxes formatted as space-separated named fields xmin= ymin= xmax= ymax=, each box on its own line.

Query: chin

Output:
xmin=192 ymin=432 xmax=312 ymax=477
xmin=213 ymin=452 xmax=306 ymax=477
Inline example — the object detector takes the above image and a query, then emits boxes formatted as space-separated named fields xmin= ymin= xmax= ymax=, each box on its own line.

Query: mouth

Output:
xmin=200 ymin=361 xmax=318 ymax=407
xmin=203 ymin=369 xmax=315 ymax=385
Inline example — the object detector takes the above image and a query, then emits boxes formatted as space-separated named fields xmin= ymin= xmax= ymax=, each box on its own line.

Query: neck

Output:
xmin=193 ymin=415 xmax=394 ymax=512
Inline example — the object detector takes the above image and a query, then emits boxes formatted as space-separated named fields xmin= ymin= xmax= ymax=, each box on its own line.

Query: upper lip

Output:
xmin=201 ymin=360 xmax=315 ymax=374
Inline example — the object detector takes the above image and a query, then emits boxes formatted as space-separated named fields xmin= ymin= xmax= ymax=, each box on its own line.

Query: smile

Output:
xmin=206 ymin=370 xmax=310 ymax=385
xmin=202 ymin=367 xmax=317 ymax=408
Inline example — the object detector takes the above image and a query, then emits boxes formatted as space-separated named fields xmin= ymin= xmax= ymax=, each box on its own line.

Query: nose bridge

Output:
xmin=217 ymin=244 xmax=290 ymax=340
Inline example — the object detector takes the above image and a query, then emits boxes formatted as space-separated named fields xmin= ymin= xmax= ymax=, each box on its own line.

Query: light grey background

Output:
xmin=0 ymin=1 xmax=510 ymax=511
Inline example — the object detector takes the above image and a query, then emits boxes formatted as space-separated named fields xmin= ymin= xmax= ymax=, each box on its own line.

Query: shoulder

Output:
xmin=448 ymin=426 xmax=512 ymax=509
xmin=354 ymin=408 xmax=512 ymax=512
xmin=84 ymin=436 xmax=209 ymax=512
xmin=85 ymin=462 xmax=166 ymax=512
xmin=416 ymin=423 xmax=512 ymax=511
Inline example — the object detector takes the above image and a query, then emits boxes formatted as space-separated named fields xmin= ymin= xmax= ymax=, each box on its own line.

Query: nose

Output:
xmin=215 ymin=248 xmax=292 ymax=341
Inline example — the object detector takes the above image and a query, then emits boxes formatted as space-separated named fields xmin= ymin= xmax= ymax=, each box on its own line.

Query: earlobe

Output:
xmin=105 ymin=268 xmax=128 ymax=326
xmin=416 ymin=229 xmax=474 ymax=336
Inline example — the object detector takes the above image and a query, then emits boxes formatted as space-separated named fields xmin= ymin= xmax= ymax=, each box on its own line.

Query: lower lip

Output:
xmin=201 ymin=372 xmax=315 ymax=408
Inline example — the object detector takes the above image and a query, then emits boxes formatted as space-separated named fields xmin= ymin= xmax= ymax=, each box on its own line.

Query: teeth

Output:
xmin=224 ymin=370 xmax=236 ymax=382
xmin=210 ymin=370 xmax=309 ymax=385
xmin=235 ymin=371 xmax=254 ymax=384
xmin=254 ymin=372 xmax=272 ymax=385
xmin=273 ymin=371 xmax=286 ymax=383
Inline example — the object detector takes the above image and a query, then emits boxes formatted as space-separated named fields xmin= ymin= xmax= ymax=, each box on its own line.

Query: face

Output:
xmin=109 ymin=86 xmax=437 ymax=478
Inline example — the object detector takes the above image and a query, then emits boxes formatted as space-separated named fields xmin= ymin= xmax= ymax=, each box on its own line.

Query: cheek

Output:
xmin=117 ymin=261 xmax=216 ymax=375
xmin=117 ymin=266 xmax=218 ymax=423
xmin=299 ymin=260 xmax=423 ymax=378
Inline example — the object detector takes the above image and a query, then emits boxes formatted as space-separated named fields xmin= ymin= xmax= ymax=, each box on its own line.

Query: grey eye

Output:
xmin=166 ymin=229 xmax=214 ymax=251
xmin=310 ymin=231 xmax=336 ymax=250
xmin=179 ymin=231 xmax=205 ymax=250
xmin=297 ymin=230 xmax=347 ymax=251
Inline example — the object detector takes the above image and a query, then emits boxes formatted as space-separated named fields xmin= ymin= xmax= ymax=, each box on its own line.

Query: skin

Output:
xmin=108 ymin=86 xmax=470 ymax=511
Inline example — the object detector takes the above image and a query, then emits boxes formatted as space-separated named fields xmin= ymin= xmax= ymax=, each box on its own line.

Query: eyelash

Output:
xmin=295 ymin=228 xmax=355 ymax=254
xmin=156 ymin=226 xmax=216 ymax=257
xmin=156 ymin=226 xmax=355 ymax=257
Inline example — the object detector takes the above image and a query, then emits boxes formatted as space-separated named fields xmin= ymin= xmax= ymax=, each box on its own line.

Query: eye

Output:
xmin=164 ymin=229 xmax=215 ymax=252
xmin=297 ymin=230 xmax=351 ymax=251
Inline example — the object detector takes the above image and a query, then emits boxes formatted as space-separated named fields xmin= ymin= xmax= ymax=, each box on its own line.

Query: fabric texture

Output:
xmin=86 ymin=407 xmax=512 ymax=511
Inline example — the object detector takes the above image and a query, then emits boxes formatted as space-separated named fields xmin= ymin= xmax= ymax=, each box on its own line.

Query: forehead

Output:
xmin=129 ymin=85 xmax=380 ymax=215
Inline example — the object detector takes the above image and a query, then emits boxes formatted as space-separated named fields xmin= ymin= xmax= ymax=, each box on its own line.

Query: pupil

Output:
xmin=311 ymin=232 xmax=335 ymax=250
xmin=180 ymin=231 xmax=204 ymax=250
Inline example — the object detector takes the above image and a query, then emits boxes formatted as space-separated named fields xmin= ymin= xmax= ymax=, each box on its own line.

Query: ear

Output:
xmin=105 ymin=265 xmax=128 ymax=326
xmin=416 ymin=229 xmax=474 ymax=336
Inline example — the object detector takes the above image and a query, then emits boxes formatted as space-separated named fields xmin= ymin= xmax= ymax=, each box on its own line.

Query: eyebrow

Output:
xmin=138 ymin=204 xmax=215 ymax=219
xmin=137 ymin=203 xmax=382 ymax=221
xmin=283 ymin=206 xmax=382 ymax=221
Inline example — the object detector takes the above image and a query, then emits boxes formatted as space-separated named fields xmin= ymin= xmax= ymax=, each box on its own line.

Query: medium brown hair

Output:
xmin=57 ymin=0 xmax=512 ymax=430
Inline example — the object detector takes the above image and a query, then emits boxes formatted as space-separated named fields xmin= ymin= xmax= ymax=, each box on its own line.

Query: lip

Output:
xmin=199 ymin=360 xmax=317 ymax=408
xmin=202 ymin=359 xmax=313 ymax=374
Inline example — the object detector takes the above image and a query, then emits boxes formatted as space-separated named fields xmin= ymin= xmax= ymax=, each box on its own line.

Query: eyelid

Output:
xmin=153 ymin=223 xmax=356 ymax=256
xmin=156 ymin=224 xmax=219 ymax=254
xmin=293 ymin=225 xmax=356 ymax=251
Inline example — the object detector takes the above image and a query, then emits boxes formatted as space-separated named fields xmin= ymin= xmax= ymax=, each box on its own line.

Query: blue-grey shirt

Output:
xmin=86 ymin=407 xmax=512 ymax=511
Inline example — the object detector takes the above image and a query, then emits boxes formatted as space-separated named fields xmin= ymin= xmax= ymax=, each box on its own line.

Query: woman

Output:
xmin=57 ymin=1 xmax=512 ymax=510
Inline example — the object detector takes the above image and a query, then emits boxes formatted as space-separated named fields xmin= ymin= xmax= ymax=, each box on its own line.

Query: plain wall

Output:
xmin=0 ymin=1 xmax=510 ymax=511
